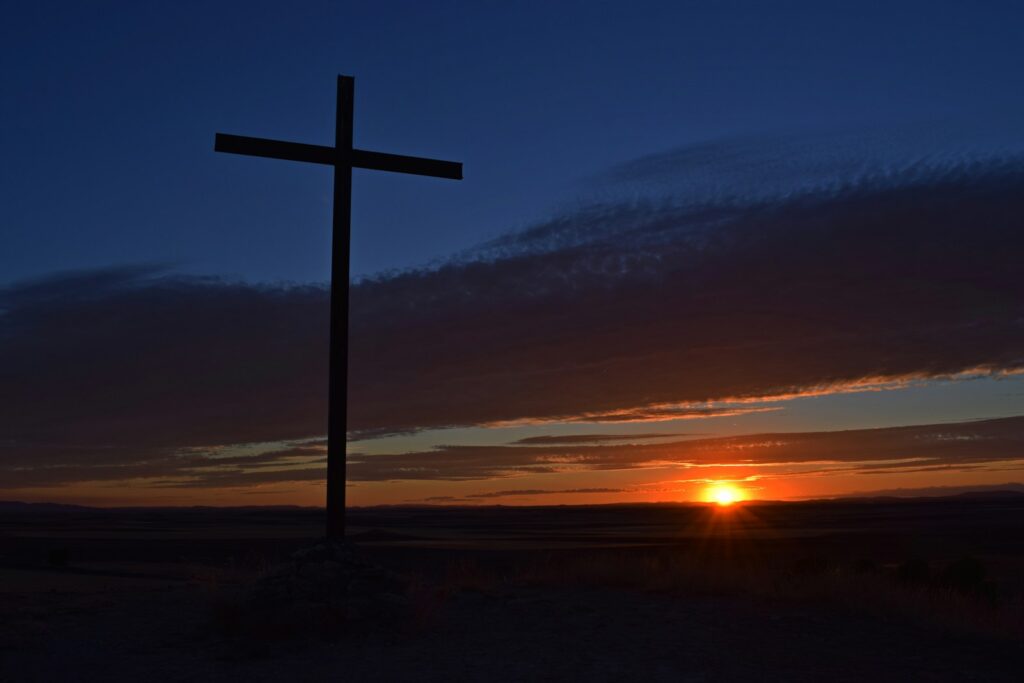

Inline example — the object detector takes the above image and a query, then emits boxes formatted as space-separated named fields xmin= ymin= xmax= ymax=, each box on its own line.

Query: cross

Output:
xmin=214 ymin=75 xmax=462 ymax=538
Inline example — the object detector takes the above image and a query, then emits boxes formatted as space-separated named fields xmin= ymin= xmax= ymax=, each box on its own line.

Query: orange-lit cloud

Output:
xmin=346 ymin=415 xmax=1024 ymax=483
xmin=486 ymin=405 xmax=779 ymax=428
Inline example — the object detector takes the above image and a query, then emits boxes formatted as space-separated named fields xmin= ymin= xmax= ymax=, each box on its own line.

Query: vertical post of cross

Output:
xmin=214 ymin=75 xmax=461 ymax=540
xmin=327 ymin=76 xmax=354 ymax=539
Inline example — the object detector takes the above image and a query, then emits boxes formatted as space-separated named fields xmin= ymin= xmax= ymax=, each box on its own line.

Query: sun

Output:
xmin=706 ymin=483 xmax=743 ymax=506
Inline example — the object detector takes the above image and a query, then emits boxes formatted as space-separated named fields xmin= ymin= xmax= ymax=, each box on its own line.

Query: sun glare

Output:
xmin=707 ymin=483 xmax=742 ymax=506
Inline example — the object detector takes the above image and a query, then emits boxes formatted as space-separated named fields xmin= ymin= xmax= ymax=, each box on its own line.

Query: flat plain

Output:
xmin=3 ymin=497 xmax=1024 ymax=681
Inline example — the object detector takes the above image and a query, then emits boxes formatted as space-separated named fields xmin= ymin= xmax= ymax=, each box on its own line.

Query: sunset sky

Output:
xmin=3 ymin=1 xmax=1024 ymax=507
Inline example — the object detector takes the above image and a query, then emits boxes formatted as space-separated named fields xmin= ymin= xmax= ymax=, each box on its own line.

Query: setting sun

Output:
xmin=706 ymin=483 xmax=743 ymax=506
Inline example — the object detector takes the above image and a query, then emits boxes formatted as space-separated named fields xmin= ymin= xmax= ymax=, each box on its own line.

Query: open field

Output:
xmin=3 ymin=497 xmax=1024 ymax=681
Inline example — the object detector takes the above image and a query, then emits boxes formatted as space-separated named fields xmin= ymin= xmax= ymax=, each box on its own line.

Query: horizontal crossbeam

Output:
xmin=214 ymin=133 xmax=462 ymax=180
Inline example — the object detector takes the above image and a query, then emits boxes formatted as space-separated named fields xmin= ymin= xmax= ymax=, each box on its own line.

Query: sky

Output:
xmin=2 ymin=0 xmax=1024 ymax=507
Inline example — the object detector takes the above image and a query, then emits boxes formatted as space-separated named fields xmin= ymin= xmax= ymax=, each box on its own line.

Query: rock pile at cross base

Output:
xmin=214 ymin=540 xmax=414 ymax=640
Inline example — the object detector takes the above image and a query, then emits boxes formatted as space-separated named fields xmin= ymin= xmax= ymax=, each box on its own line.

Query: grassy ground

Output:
xmin=3 ymin=499 xmax=1024 ymax=680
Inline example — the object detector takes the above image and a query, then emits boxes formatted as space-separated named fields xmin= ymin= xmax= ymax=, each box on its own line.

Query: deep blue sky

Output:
xmin=4 ymin=0 xmax=1024 ymax=285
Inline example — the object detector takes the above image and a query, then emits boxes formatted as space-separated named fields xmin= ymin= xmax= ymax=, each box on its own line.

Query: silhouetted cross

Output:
xmin=215 ymin=75 xmax=462 ymax=538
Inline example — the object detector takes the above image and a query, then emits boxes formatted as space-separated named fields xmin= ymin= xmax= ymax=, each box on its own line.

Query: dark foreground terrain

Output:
xmin=3 ymin=497 xmax=1024 ymax=681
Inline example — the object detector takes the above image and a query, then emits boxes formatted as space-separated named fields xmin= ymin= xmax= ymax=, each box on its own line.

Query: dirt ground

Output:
xmin=2 ymin=563 xmax=1022 ymax=682
xmin=4 ymin=500 xmax=1024 ymax=681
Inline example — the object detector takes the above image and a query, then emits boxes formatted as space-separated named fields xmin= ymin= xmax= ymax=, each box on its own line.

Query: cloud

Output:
xmin=410 ymin=487 xmax=628 ymax=504
xmin=0 ymin=441 xmax=326 ymax=490
xmin=347 ymin=152 xmax=1024 ymax=436
xmin=489 ymin=405 xmax=778 ymax=428
xmin=0 ymin=267 xmax=329 ymax=483
xmin=347 ymin=416 xmax=1024 ymax=482
xmin=3 ymin=137 xmax=1024 ymax=488
xmin=465 ymin=488 xmax=625 ymax=499
xmin=512 ymin=433 xmax=695 ymax=445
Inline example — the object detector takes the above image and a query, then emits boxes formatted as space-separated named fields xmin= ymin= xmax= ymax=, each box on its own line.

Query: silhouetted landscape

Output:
xmin=7 ymin=2 xmax=1024 ymax=681
xmin=4 ymin=496 xmax=1024 ymax=680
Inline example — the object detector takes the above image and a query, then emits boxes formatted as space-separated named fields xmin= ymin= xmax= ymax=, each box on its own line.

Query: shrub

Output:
xmin=896 ymin=557 xmax=930 ymax=584
xmin=47 ymin=547 xmax=70 ymax=567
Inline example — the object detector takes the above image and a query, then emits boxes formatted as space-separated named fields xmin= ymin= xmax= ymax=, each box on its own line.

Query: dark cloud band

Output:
xmin=348 ymin=415 xmax=1024 ymax=482
xmin=2 ymin=148 xmax=1023 ymax=487
xmin=349 ymin=159 xmax=1024 ymax=435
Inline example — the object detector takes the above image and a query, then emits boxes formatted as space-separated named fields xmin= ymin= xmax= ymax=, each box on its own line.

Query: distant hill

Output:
xmin=0 ymin=501 xmax=317 ymax=513
xmin=3 ymin=488 xmax=1024 ymax=514
xmin=951 ymin=489 xmax=1024 ymax=500
xmin=824 ymin=483 xmax=1024 ymax=503
xmin=0 ymin=501 xmax=95 ymax=513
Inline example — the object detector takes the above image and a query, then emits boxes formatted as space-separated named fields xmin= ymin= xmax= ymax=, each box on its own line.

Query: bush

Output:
xmin=47 ymin=547 xmax=70 ymax=567
xmin=852 ymin=558 xmax=877 ymax=574
xmin=940 ymin=556 xmax=997 ymax=602
xmin=896 ymin=557 xmax=930 ymax=584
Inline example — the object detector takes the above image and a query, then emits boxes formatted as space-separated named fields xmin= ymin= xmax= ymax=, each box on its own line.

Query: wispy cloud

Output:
xmin=487 ymin=405 xmax=778 ymax=428
xmin=466 ymin=488 xmax=625 ymax=499
xmin=347 ymin=416 xmax=1024 ymax=482
xmin=512 ymin=433 xmax=695 ymax=445
xmin=410 ymin=487 xmax=628 ymax=504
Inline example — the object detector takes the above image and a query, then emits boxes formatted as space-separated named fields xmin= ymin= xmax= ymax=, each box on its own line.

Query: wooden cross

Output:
xmin=214 ymin=75 xmax=462 ymax=538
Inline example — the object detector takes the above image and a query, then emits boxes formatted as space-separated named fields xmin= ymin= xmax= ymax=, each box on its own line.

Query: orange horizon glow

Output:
xmin=8 ymin=452 xmax=1024 ymax=508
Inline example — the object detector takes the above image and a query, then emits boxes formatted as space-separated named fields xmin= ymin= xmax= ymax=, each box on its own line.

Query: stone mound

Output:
xmin=213 ymin=540 xmax=413 ymax=640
